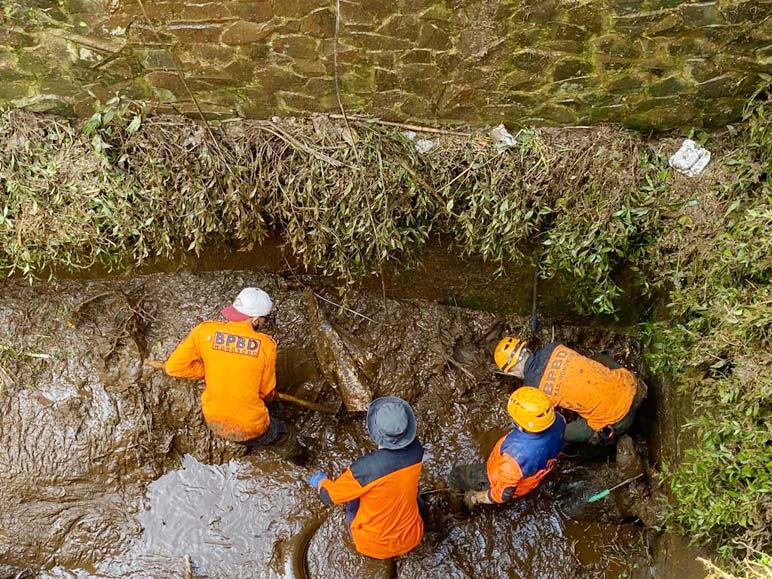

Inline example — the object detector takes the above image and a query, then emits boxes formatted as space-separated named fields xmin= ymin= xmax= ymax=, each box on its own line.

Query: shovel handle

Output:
xmin=586 ymin=489 xmax=611 ymax=503
xmin=143 ymin=359 xmax=337 ymax=414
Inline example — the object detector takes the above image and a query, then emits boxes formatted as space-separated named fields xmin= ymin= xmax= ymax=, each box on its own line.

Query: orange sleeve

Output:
xmin=260 ymin=341 xmax=277 ymax=399
xmin=319 ymin=468 xmax=367 ymax=505
xmin=164 ymin=325 xmax=205 ymax=380
xmin=487 ymin=446 xmax=524 ymax=503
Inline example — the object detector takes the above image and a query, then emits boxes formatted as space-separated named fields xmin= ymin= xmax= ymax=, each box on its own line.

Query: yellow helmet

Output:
xmin=507 ymin=387 xmax=555 ymax=433
xmin=494 ymin=336 xmax=527 ymax=374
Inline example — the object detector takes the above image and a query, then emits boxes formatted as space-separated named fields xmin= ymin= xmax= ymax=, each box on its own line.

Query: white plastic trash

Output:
xmin=490 ymin=123 xmax=516 ymax=152
xmin=669 ymin=139 xmax=711 ymax=177
xmin=415 ymin=139 xmax=437 ymax=153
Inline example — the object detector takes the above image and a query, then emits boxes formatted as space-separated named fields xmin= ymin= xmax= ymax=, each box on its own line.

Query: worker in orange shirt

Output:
xmin=493 ymin=337 xmax=646 ymax=445
xmin=308 ymin=397 xmax=426 ymax=559
xmin=163 ymin=287 xmax=296 ymax=453
xmin=450 ymin=387 xmax=565 ymax=508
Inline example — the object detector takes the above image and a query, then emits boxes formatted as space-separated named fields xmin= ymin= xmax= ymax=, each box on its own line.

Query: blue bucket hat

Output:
xmin=366 ymin=396 xmax=416 ymax=450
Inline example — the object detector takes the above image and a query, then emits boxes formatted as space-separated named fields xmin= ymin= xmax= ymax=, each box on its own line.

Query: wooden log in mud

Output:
xmin=304 ymin=290 xmax=373 ymax=412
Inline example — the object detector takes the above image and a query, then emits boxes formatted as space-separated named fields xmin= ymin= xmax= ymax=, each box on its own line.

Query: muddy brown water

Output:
xmin=0 ymin=270 xmax=691 ymax=578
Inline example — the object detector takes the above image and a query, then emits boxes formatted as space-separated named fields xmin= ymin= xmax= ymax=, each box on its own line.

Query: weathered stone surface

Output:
xmin=680 ymin=2 xmax=722 ymax=27
xmin=552 ymin=57 xmax=594 ymax=81
xmin=222 ymin=20 xmax=274 ymax=45
xmin=649 ymin=75 xmax=692 ymax=97
xmin=510 ymin=49 xmax=552 ymax=73
xmin=0 ymin=0 xmax=768 ymax=130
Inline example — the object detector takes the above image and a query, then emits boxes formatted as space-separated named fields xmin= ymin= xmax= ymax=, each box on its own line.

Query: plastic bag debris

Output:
xmin=415 ymin=139 xmax=437 ymax=153
xmin=490 ymin=123 xmax=516 ymax=152
xmin=668 ymin=139 xmax=711 ymax=177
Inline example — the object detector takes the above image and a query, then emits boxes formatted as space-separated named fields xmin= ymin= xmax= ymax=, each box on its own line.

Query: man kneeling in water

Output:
xmin=450 ymin=387 xmax=565 ymax=508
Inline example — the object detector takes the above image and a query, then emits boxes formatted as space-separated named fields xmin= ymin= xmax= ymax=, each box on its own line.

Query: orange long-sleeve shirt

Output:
xmin=164 ymin=320 xmax=277 ymax=441
xmin=318 ymin=439 xmax=425 ymax=559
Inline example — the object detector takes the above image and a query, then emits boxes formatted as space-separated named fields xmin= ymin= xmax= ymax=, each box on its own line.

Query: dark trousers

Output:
xmin=237 ymin=407 xmax=288 ymax=448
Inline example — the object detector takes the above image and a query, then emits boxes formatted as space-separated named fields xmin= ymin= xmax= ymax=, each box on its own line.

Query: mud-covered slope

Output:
xmin=0 ymin=271 xmax=650 ymax=578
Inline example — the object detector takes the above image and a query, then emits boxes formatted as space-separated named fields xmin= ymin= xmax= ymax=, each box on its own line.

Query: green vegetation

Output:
xmin=0 ymin=86 xmax=770 ymax=567
xmin=643 ymin=86 xmax=772 ymax=567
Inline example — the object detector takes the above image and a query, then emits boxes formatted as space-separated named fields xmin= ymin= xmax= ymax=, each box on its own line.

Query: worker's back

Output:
xmin=165 ymin=319 xmax=277 ymax=441
xmin=321 ymin=439 xmax=425 ymax=559
xmin=524 ymin=343 xmax=636 ymax=430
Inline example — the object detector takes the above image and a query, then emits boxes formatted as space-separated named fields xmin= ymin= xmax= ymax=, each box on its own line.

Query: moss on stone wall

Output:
xmin=0 ymin=0 xmax=770 ymax=129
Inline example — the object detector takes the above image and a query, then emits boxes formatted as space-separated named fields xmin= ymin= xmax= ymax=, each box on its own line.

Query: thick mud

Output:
xmin=1 ymin=271 xmax=657 ymax=578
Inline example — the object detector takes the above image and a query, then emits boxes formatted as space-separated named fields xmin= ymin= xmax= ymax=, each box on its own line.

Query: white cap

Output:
xmin=221 ymin=287 xmax=273 ymax=321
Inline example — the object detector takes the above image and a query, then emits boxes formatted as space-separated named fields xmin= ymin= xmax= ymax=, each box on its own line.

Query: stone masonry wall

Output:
xmin=0 ymin=0 xmax=771 ymax=129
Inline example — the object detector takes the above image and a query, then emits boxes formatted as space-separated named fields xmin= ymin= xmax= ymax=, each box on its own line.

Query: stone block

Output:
xmin=720 ymin=0 xmax=772 ymax=24
xmin=223 ymin=58 xmax=257 ymax=82
xmin=19 ymin=94 xmax=74 ymax=115
xmin=0 ymin=81 xmax=35 ymax=102
xmin=367 ymin=88 xmax=405 ymax=112
xmin=140 ymin=49 xmax=176 ymax=71
xmin=341 ymin=64 xmax=375 ymax=93
xmin=0 ymin=29 xmax=37 ymax=48
xmin=168 ymin=22 xmax=225 ymax=43
xmin=607 ymin=73 xmax=646 ymax=93
xmin=686 ymin=58 xmax=721 ymax=82
xmin=626 ymin=97 xmax=698 ymax=129
xmin=594 ymin=33 xmax=642 ymax=58
xmin=399 ymin=93 xmax=434 ymax=117
xmin=565 ymin=2 xmax=605 ymax=33
xmin=376 ymin=14 xmax=422 ymax=43
xmin=680 ymin=2 xmax=722 ymax=27
xmin=271 ymin=35 xmax=319 ymax=58
xmin=699 ymin=96 xmax=746 ymax=126
xmin=552 ymin=57 xmax=594 ymax=81
xmin=277 ymin=90 xmax=333 ymax=113
xmin=222 ymin=20 xmax=275 ymax=45
xmin=586 ymin=102 xmax=627 ymax=123
xmin=512 ymin=0 xmax=558 ymax=23
xmin=510 ymin=49 xmax=553 ymax=73
xmin=535 ymin=102 xmax=578 ymax=125
xmin=595 ymin=55 xmax=637 ymax=72
xmin=375 ymin=67 xmax=400 ymax=91
xmin=292 ymin=57 xmax=326 ymax=75
xmin=254 ymin=65 xmax=307 ymax=94
xmin=420 ymin=4 xmax=454 ymax=22
xmin=417 ymin=22 xmax=453 ymax=51
xmin=174 ymin=3 xmax=231 ymax=22
xmin=300 ymin=9 xmax=335 ymax=37
xmin=611 ymin=0 xmax=646 ymax=15
xmin=498 ymin=69 xmax=541 ymax=91
xmin=539 ymin=40 xmax=586 ymax=54
xmin=302 ymin=76 xmax=335 ymax=95
xmin=224 ymin=1 xmax=272 ymax=22
xmin=145 ymin=71 xmax=187 ymax=97
xmin=648 ymin=0 xmax=686 ymax=8
xmin=0 ymin=65 xmax=34 ymax=82
xmin=551 ymin=21 xmax=592 ymax=41
xmin=398 ymin=49 xmax=434 ymax=64
xmin=665 ymin=37 xmax=714 ymax=57
xmin=272 ymin=0 xmax=327 ymax=19
xmin=348 ymin=32 xmax=414 ymax=51
xmin=649 ymin=75 xmax=692 ymax=97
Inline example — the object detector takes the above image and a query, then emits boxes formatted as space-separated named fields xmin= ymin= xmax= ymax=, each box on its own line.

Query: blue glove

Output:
xmin=308 ymin=471 xmax=328 ymax=490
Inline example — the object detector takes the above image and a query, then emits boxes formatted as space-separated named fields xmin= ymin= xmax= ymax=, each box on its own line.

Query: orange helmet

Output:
xmin=507 ymin=387 xmax=555 ymax=433
xmin=494 ymin=336 xmax=527 ymax=374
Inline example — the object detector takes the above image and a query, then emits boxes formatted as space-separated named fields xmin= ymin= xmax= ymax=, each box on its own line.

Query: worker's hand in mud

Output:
xmin=464 ymin=490 xmax=485 ymax=510
xmin=308 ymin=471 xmax=328 ymax=490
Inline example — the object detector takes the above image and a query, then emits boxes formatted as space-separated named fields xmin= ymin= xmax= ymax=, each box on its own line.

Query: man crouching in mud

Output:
xmin=162 ymin=287 xmax=301 ymax=459
xmin=450 ymin=387 xmax=565 ymax=509
xmin=493 ymin=336 xmax=647 ymax=445
xmin=308 ymin=397 xmax=427 ymax=560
